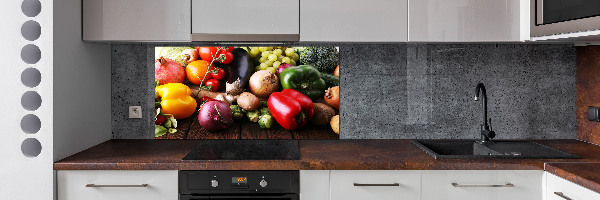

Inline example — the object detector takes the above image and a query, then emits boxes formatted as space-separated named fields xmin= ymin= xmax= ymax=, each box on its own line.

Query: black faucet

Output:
xmin=474 ymin=83 xmax=495 ymax=143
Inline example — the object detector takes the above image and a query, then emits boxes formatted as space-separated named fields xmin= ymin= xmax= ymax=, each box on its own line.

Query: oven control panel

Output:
xmin=179 ymin=171 xmax=299 ymax=194
xmin=231 ymin=176 xmax=249 ymax=189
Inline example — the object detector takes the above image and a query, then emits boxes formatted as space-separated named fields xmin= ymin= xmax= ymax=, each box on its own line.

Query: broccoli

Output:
xmin=246 ymin=110 xmax=260 ymax=122
xmin=299 ymin=47 xmax=339 ymax=73
xmin=259 ymin=107 xmax=271 ymax=116
xmin=258 ymin=114 xmax=275 ymax=129
xmin=230 ymin=105 xmax=244 ymax=120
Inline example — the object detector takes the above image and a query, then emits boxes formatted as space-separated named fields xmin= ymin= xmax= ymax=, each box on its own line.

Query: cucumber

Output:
xmin=321 ymin=73 xmax=339 ymax=88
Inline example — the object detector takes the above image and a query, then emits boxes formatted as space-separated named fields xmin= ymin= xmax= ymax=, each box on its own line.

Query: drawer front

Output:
xmin=191 ymin=0 xmax=299 ymax=35
xmin=300 ymin=170 xmax=330 ymax=200
xmin=57 ymin=170 xmax=178 ymax=200
xmin=422 ymin=170 xmax=542 ymax=200
xmin=330 ymin=170 xmax=421 ymax=200
xmin=546 ymin=172 xmax=600 ymax=200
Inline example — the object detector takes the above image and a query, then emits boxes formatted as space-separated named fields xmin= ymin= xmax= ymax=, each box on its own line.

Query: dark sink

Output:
xmin=412 ymin=140 xmax=579 ymax=159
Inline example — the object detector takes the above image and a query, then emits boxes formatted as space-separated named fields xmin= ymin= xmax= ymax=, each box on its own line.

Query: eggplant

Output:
xmin=221 ymin=48 xmax=253 ymax=96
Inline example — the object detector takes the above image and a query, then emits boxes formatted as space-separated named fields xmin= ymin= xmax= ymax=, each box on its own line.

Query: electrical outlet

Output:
xmin=129 ymin=106 xmax=142 ymax=118
xmin=589 ymin=106 xmax=600 ymax=122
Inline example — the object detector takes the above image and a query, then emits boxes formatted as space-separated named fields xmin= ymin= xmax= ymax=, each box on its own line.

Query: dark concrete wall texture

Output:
xmin=112 ymin=44 xmax=576 ymax=139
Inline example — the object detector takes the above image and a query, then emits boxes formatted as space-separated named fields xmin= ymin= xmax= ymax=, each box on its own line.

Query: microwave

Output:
xmin=531 ymin=0 xmax=600 ymax=39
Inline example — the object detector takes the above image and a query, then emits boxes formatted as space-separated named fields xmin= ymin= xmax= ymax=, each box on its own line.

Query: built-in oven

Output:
xmin=531 ymin=0 xmax=600 ymax=38
xmin=179 ymin=171 xmax=299 ymax=200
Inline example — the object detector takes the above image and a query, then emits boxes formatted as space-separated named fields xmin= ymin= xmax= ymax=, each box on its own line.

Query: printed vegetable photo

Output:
xmin=154 ymin=47 xmax=340 ymax=139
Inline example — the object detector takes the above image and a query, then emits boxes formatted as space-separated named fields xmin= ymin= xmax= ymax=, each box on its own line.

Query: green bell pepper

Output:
xmin=279 ymin=65 xmax=327 ymax=100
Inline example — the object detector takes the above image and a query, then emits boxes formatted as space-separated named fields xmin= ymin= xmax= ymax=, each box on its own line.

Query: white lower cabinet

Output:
xmin=57 ymin=169 xmax=600 ymax=200
xmin=421 ymin=170 xmax=543 ymax=200
xmin=300 ymin=170 xmax=330 ymax=200
xmin=330 ymin=170 xmax=421 ymax=200
xmin=545 ymin=172 xmax=600 ymax=200
xmin=57 ymin=170 xmax=178 ymax=200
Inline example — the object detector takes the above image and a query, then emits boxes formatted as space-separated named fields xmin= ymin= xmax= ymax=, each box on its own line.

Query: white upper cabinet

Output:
xmin=191 ymin=0 xmax=300 ymax=41
xmin=83 ymin=0 xmax=191 ymax=41
xmin=409 ymin=0 xmax=530 ymax=42
xmin=300 ymin=0 xmax=408 ymax=42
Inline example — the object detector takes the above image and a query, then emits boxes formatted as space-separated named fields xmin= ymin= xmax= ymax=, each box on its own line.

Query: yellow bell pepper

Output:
xmin=156 ymin=83 xmax=197 ymax=119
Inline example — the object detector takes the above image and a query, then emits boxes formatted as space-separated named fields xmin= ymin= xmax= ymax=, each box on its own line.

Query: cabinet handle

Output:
xmin=353 ymin=183 xmax=400 ymax=186
xmin=554 ymin=192 xmax=573 ymax=200
xmin=451 ymin=183 xmax=514 ymax=188
xmin=86 ymin=184 xmax=149 ymax=188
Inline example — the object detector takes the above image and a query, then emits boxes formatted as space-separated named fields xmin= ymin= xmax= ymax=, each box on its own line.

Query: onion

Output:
xmin=277 ymin=63 xmax=293 ymax=76
xmin=324 ymin=86 xmax=339 ymax=110
xmin=198 ymin=100 xmax=233 ymax=131
xmin=237 ymin=92 xmax=260 ymax=111
xmin=181 ymin=49 xmax=198 ymax=63
xmin=249 ymin=70 xmax=280 ymax=99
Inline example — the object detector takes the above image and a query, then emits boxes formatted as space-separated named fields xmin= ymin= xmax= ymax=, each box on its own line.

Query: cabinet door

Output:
xmin=545 ymin=172 xmax=600 ymax=200
xmin=57 ymin=170 xmax=178 ymax=200
xmin=300 ymin=0 xmax=408 ymax=42
xmin=300 ymin=171 xmax=330 ymax=200
xmin=330 ymin=170 xmax=420 ymax=200
xmin=422 ymin=170 xmax=542 ymax=200
xmin=83 ymin=0 xmax=191 ymax=41
xmin=409 ymin=0 xmax=529 ymax=42
xmin=191 ymin=0 xmax=299 ymax=41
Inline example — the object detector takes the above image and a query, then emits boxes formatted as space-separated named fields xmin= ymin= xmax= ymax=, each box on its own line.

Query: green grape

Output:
xmin=265 ymin=60 xmax=274 ymax=66
xmin=249 ymin=48 xmax=260 ymax=56
xmin=258 ymin=47 xmax=268 ymax=52
xmin=273 ymin=49 xmax=283 ymax=56
xmin=266 ymin=47 xmax=274 ymax=51
xmin=291 ymin=53 xmax=300 ymax=61
xmin=261 ymin=51 xmax=271 ymax=58
xmin=255 ymin=66 xmax=262 ymax=71
xmin=285 ymin=48 xmax=295 ymax=56
xmin=258 ymin=57 xmax=267 ymax=63
xmin=273 ymin=61 xmax=281 ymax=68
xmin=259 ymin=63 xmax=269 ymax=70
xmin=282 ymin=57 xmax=291 ymax=64
xmin=267 ymin=54 xmax=277 ymax=62
xmin=290 ymin=59 xmax=296 ymax=66
xmin=277 ymin=55 xmax=284 ymax=61
xmin=266 ymin=67 xmax=277 ymax=74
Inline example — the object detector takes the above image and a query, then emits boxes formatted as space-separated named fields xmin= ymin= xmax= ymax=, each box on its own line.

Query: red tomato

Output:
xmin=205 ymin=79 xmax=220 ymax=92
xmin=198 ymin=47 xmax=218 ymax=61
xmin=200 ymin=96 xmax=216 ymax=102
xmin=155 ymin=115 xmax=167 ymax=125
xmin=211 ymin=68 xmax=226 ymax=80
xmin=221 ymin=47 xmax=234 ymax=53
xmin=218 ymin=51 xmax=234 ymax=64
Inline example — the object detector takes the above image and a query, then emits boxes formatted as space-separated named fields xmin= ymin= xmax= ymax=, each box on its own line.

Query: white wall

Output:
xmin=0 ymin=0 xmax=54 ymax=199
xmin=0 ymin=0 xmax=111 ymax=199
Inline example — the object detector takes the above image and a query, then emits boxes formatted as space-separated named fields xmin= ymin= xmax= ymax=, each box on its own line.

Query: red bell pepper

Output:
xmin=267 ymin=89 xmax=314 ymax=130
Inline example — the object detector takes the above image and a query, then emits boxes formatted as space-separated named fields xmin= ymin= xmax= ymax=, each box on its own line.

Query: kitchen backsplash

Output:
xmin=112 ymin=44 xmax=576 ymax=139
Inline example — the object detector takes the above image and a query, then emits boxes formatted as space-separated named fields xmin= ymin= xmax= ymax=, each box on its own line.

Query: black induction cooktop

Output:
xmin=182 ymin=140 xmax=300 ymax=160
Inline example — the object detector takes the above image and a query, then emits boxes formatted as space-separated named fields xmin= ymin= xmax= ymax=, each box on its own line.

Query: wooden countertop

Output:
xmin=54 ymin=139 xmax=600 ymax=171
xmin=545 ymin=162 xmax=600 ymax=194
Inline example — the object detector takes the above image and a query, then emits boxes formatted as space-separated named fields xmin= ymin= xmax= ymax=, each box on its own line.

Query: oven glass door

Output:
xmin=538 ymin=0 xmax=600 ymax=25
